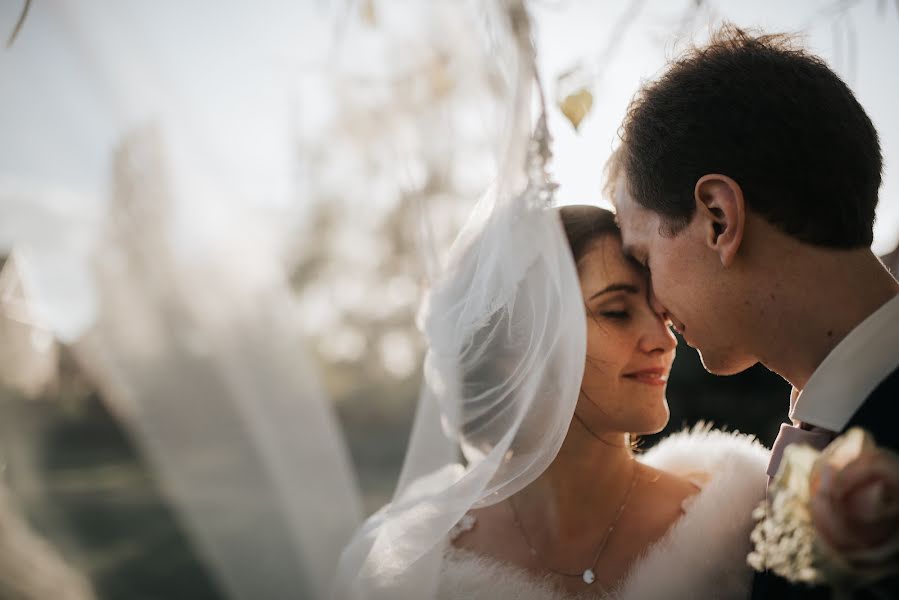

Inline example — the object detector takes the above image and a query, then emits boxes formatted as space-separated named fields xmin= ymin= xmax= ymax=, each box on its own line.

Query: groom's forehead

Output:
xmin=612 ymin=194 xmax=647 ymax=236
xmin=614 ymin=213 xmax=640 ymax=258
xmin=614 ymin=205 xmax=660 ymax=262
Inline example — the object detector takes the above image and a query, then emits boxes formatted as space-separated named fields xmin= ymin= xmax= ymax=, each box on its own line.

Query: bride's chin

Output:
xmin=634 ymin=419 xmax=669 ymax=436
xmin=633 ymin=401 xmax=670 ymax=435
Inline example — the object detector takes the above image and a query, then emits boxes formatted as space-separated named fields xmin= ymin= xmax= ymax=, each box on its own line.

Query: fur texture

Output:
xmin=439 ymin=426 xmax=769 ymax=600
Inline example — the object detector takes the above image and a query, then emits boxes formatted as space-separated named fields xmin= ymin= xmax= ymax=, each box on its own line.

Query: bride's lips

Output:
xmin=622 ymin=368 xmax=669 ymax=386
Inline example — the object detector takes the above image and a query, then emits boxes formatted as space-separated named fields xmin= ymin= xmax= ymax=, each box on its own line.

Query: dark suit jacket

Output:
xmin=750 ymin=365 xmax=899 ymax=599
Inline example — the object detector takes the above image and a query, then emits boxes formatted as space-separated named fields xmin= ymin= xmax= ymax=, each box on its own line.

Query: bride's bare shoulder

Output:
xmin=627 ymin=464 xmax=702 ymax=542
xmin=449 ymin=502 xmax=516 ymax=558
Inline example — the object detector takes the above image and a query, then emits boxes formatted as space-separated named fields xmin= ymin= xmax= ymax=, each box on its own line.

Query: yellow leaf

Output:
xmin=558 ymin=88 xmax=593 ymax=131
xmin=360 ymin=0 xmax=376 ymax=26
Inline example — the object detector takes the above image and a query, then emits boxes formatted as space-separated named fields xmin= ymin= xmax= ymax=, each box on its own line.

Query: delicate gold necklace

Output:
xmin=573 ymin=412 xmax=629 ymax=448
xmin=509 ymin=461 xmax=639 ymax=586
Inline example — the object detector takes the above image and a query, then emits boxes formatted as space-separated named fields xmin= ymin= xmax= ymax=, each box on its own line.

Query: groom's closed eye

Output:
xmin=620 ymin=244 xmax=648 ymax=270
xmin=624 ymin=253 xmax=649 ymax=272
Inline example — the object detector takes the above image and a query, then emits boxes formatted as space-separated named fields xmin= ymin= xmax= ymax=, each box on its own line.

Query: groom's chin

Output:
xmin=697 ymin=350 xmax=758 ymax=376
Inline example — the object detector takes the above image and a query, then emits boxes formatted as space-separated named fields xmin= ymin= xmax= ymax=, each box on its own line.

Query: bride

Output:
xmin=336 ymin=193 xmax=769 ymax=600
xmin=335 ymin=139 xmax=769 ymax=600
xmin=441 ymin=205 xmax=768 ymax=600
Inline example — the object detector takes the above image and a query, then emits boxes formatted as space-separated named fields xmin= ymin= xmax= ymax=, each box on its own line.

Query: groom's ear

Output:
xmin=693 ymin=174 xmax=745 ymax=267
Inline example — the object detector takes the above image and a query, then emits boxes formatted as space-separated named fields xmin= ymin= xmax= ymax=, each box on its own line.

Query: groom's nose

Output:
xmin=648 ymin=288 xmax=671 ymax=324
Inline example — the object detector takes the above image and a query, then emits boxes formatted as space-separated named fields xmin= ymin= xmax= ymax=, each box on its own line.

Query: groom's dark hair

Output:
xmin=618 ymin=24 xmax=882 ymax=248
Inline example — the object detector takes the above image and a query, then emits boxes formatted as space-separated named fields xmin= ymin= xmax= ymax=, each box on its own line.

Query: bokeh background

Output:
xmin=2 ymin=1 xmax=898 ymax=598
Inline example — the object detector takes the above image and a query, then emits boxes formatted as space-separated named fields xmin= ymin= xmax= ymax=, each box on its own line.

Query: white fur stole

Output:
xmin=439 ymin=427 xmax=769 ymax=600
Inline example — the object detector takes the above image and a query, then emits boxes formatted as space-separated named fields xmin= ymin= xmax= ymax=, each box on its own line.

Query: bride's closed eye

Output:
xmin=600 ymin=310 xmax=631 ymax=321
xmin=592 ymin=299 xmax=633 ymax=321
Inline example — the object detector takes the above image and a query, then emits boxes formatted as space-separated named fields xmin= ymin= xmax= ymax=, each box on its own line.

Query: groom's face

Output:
xmin=614 ymin=188 xmax=756 ymax=375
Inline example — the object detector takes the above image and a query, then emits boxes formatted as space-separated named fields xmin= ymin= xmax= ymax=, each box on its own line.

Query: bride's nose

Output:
xmin=639 ymin=310 xmax=677 ymax=355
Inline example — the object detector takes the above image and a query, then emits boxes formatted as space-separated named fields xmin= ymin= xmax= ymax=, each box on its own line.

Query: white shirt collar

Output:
xmin=790 ymin=293 xmax=899 ymax=431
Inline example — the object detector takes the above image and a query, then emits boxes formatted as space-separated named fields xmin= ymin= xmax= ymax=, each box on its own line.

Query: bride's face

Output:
xmin=575 ymin=234 xmax=677 ymax=436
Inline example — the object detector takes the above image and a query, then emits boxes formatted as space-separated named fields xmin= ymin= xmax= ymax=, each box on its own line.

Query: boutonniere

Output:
xmin=748 ymin=427 xmax=899 ymax=597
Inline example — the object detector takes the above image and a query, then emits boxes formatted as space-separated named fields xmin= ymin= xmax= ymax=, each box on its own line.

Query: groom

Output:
xmin=612 ymin=26 xmax=899 ymax=599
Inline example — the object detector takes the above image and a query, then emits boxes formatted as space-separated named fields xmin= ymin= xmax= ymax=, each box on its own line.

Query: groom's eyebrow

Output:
xmin=590 ymin=283 xmax=640 ymax=300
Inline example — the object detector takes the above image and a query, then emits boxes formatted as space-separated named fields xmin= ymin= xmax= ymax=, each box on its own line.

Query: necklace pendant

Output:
xmin=582 ymin=569 xmax=595 ymax=584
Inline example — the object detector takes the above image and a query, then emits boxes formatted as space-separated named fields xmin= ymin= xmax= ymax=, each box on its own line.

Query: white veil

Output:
xmin=333 ymin=2 xmax=587 ymax=598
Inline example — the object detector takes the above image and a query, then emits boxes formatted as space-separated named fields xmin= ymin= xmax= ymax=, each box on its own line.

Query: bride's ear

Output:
xmin=693 ymin=174 xmax=745 ymax=267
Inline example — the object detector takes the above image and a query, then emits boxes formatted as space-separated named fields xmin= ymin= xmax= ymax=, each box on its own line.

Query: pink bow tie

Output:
xmin=767 ymin=422 xmax=835 ymax=482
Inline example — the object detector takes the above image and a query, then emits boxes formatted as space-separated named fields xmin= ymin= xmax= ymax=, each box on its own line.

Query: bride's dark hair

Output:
xmin=558 ymin=205 xmax=620 ymax=268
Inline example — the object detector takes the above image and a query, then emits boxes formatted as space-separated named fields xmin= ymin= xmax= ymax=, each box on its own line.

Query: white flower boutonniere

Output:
xmin=748 ymin=427 xmax=899 ymax=596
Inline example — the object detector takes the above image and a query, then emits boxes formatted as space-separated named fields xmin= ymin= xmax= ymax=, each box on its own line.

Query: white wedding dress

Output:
xmin=440 ymin=428 xmax=768 ymax=600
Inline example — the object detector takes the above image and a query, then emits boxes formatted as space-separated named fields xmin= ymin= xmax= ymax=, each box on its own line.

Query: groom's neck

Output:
xmin=753 ymin=245 xmax=898 ymax=391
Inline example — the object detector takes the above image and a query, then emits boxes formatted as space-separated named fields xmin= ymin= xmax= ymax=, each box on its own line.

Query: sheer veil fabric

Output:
xmin=333 ymin=2 xmax=587 ymax=598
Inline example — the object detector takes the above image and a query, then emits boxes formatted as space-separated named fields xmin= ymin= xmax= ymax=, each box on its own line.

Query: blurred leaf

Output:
xmin=360 ymin=0 xmax=377 ymax=27
xmin=558 ymin=88 xmax=593 ymax=131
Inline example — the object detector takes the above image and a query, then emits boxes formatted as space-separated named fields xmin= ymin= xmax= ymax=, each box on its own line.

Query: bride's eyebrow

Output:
xmin=589 ymin=283 xmax=639 ymax=301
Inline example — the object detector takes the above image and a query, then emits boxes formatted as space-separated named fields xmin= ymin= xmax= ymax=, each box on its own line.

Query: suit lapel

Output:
xmin=843 ymin=365 xmax=899 ymax=450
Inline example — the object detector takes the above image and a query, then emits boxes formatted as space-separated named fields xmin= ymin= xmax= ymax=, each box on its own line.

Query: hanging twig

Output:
xmin=832 ymin=18 xmax=843 ymax=76
xmin=590 ymin=0 xmax=649 ymax=84
xmin=674 ymin=0 xmax=706 ymax=44
xmin=844 ymin=12 xmax=858 ymax=86
xmin=5 ymin=0 xmax=32 ymax=49
xmin=800 ymin=0 xmax=861 ymax=31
